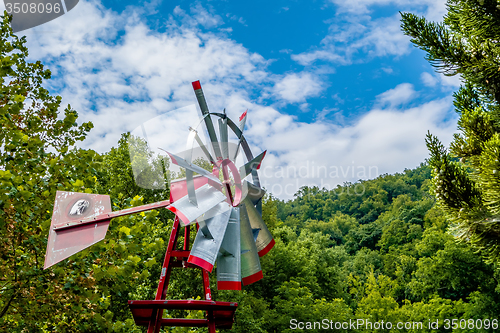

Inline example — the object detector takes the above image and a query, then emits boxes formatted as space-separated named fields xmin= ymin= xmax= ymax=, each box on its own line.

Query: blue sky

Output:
xmin=2 ymin=0 xmax=462 ymax=199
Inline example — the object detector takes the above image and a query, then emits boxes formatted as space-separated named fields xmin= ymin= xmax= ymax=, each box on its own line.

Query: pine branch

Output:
xmin=400 ymin=12 xmax=464 ymax=75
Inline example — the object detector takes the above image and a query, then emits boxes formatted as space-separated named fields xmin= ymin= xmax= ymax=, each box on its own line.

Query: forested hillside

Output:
xmin=7 ymin=126 xmax=500 ymax=332
xmin=86 ymin=158 xmax=500 ymax=332
xmin=226 ymin=164 xmax=500 ymax=332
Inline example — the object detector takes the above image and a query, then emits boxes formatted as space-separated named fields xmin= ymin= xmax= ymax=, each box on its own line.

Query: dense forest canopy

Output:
xmin=2 ymin=1 xmax=500 ymax=331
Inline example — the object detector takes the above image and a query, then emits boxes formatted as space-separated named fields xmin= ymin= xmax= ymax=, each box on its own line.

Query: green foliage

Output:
xmin=96 ymin=133 xmax=173 ymax=224
xmin=409 ymin=229 xmax=495 ymax=302
xmin=401 ymin=0 xmax=500 ymax=102
xmin=0 ymin=15 xmax=173 ymax=331
xmin=402 ymin=0 xmax=500 ymax=262
xmin=0 ymin=13 xmax=100 ymax=332
xmin=272 ymin=167 xmax=499 ymax=332
xmin=277 ymin=164 xmax=430 ymax=226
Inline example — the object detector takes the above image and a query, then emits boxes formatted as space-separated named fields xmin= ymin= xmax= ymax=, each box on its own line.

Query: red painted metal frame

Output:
xmin=128 ymin=198 xmax=237 ymax=332
xmin=54 ymin=199 xmax=171 ymax=231
xmin=129 ymin=299 xmax=237 ymax=328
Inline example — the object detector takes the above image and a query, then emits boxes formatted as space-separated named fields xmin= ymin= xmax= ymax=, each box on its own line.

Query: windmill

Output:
xmin=43 ymin=81 xmax=274 ymax=332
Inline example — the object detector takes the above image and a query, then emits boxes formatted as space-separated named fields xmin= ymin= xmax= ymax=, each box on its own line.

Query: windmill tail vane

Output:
xmin=44 ymin=80 xmax=275 ymax=291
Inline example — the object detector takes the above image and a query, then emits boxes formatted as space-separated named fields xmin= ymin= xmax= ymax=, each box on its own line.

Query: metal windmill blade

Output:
xmin=216 ymin=207 xmax=242 ymax=290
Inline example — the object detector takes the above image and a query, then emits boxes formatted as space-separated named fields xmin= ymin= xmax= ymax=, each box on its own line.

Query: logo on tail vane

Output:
xmin=69 ymin=199 xmax=90 ymax=216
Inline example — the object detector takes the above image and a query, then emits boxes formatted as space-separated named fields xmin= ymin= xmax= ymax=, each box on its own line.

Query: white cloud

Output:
xmin=381 ymin=67 xmax=393 ymax=74
xmin=421 ymin=72 xmax=438 ymax=87
xmin=179 ymin=3 xmax=224 ymax=29
xmin=421 ymin=71 xmax=462 ymax=89
xmin=292 ymin=49 xmax=347 ymax=66
xmin=292 ymin=14 xmax=411 ymax=66
xmin=354 ymin=16 xmax=410 ymax=57
xmin=272 ymin=72 xmax=324 ymax=103
xmin=252 ymin=97 xmax=457 ymax=199
xmin=376 ymin=83 xmax=417 ymax=108
xmin=327 ymin=0 xmax=447 ymax=21
xmin=440 ymin=73 xmax=462 ymax=88
xmin=24 ymin=0 xmax=269 ymax=152
xmin=14 ymin=0 xmax=459 ymax=201
xmin=292 ymin=0 xmax=448 ymax=67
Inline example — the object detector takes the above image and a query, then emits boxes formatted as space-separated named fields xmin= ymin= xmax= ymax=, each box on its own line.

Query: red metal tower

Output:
xmin=128 ymin=189 xmax=238 ymax=333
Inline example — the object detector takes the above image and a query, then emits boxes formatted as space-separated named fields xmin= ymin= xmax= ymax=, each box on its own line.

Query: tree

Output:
xmin=408 ymin=228 xmax=496 ymax=302
xmin=401 ymin=0 xmax=500 ymax=262
xmin=0 ymin=13 xmax=100 ymax=331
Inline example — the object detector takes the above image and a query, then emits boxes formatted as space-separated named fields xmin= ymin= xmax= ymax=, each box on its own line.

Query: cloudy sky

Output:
xmin=3 ymin=0 xmax=461 ymax=199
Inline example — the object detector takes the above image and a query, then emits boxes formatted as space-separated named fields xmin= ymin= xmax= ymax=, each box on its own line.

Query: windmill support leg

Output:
xmin=202 ymin=268 xmax=216 ymax=333
xmin=207 ymin=310 xmax=216 ymax=333
xmin=147 ymin=217 xmax=180 ymax=333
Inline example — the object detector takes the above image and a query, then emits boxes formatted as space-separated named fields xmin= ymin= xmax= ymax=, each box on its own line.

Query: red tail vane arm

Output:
xmin=53 ymin=199 xmax=172 ymax=231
